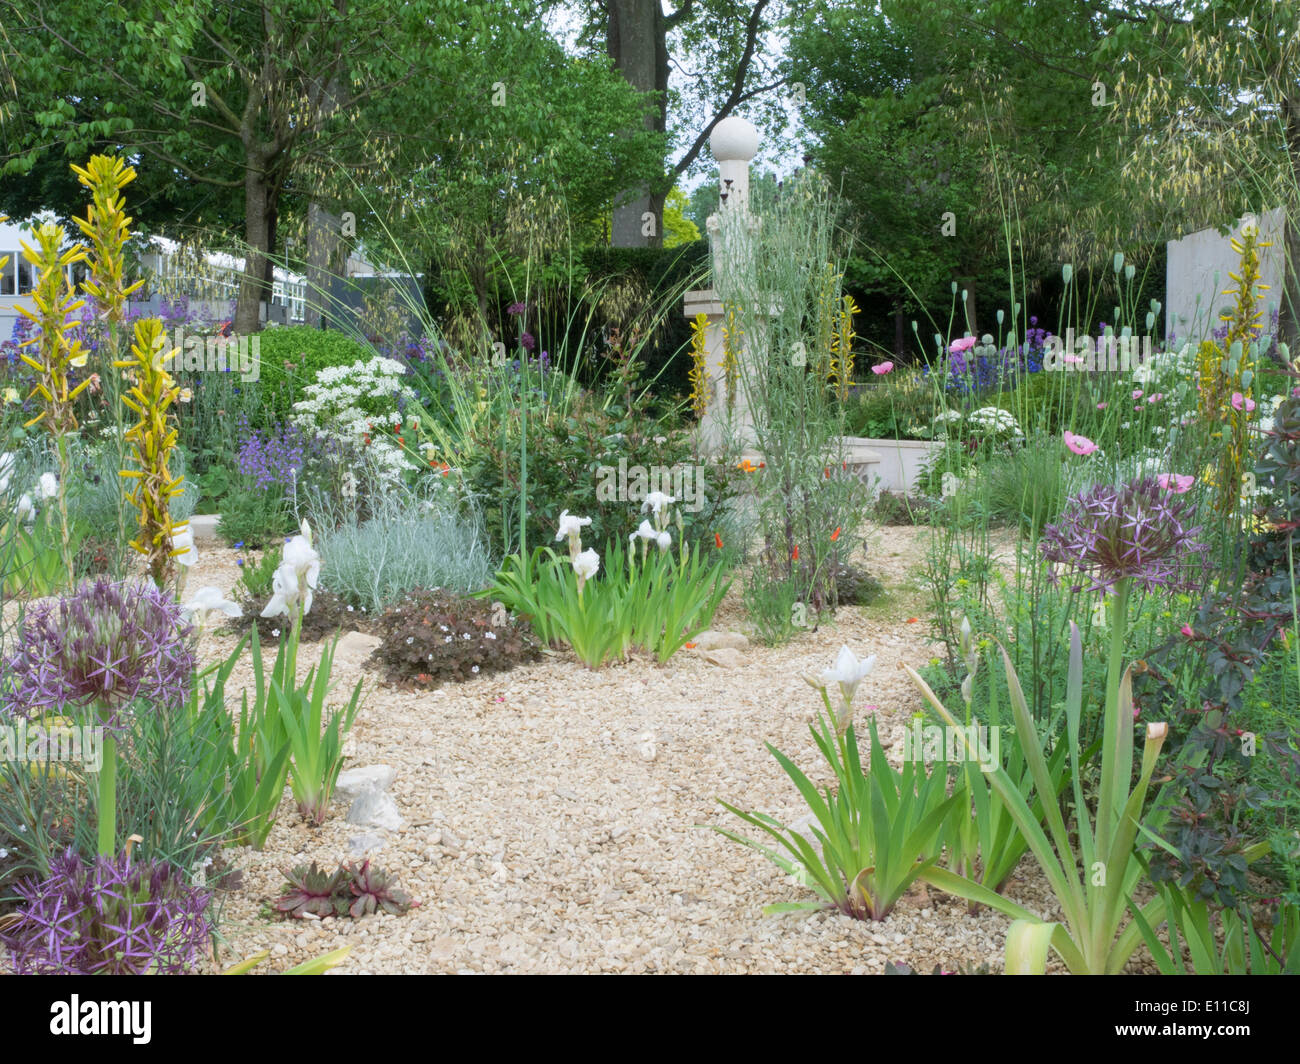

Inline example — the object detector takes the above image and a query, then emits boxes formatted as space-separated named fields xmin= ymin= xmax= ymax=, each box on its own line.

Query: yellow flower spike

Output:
xmin=119 ymin=317 xmax=186 ymax=587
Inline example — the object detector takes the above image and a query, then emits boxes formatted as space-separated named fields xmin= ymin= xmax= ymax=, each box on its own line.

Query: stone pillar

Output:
xmin=686 ymin=115 xmax=763 ymax=456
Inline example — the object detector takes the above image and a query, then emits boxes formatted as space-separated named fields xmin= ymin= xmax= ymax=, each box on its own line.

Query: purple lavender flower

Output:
xmin=3 ymin=578 xmax=195 ymax=729
xmin=1040 ymin=477 xmax=1209 ymax=593
xmin=236 ymin=420 xmax=308 ymax=491
xmin=0 ymin=848 xmax=210 ymax=975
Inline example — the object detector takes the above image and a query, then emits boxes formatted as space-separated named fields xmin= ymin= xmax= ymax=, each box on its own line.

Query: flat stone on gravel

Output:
xmin=694 ymin=630 xmax=750 ymax=652
xmin=336 ymin=765 xmax=396 ymax=800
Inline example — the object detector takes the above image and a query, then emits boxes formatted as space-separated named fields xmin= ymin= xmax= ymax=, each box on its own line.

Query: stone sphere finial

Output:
xmin=710 ymin=116 xmax=759 ymax=163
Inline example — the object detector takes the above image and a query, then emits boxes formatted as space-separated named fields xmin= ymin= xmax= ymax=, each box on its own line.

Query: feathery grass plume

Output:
xmin=15 ymin=222 xmax=91 ymax=581
xmin=117 ymin=318 xmax=187 ymax=587
xmin=688 ymin=311 xmax=709 ymax=417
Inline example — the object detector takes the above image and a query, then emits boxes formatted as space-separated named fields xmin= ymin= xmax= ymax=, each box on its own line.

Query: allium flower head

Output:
xmin=0 ymin=848 xmax=210 ymax=975
xmin=1040 ymin=476 xmax=1209 ymax=593
xmin=3 ymin=577 xmax=194 ymax=728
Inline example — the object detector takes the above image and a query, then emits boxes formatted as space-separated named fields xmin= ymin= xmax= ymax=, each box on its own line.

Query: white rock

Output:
xmin=703 ymin=647 xmax=744 ymax=668
xmin=348 ymin=832 xmax=385 ymax=857
xmin=336 ymin=764 xmax=396 ymax=801
xmin=346 ymin=785 xmax=404 ymax=830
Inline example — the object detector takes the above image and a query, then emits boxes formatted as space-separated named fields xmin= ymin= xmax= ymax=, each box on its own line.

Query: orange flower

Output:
xmin=906 ymin=617 xmax=919 ymax=624
xmin=792 ymin=545 xmax=800 ymax=561
xmin=824 ymin=467 xmax=831 ymax=478
xmin=830 ymin=526 xmax=841 ymax=541
xmin=684 ymin=642 xmax=697 ymax=649
xmin=714 ymin=532 xmax=723 ymax=549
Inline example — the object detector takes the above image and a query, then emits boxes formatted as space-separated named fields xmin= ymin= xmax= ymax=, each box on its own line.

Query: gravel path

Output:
xmin=3 ymin=524 xmax=1089 ymax=974
xmin=181 ymin=524 xmax=1081 ymax=975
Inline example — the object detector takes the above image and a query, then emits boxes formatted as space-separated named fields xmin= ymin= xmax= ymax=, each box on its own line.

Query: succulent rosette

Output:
xmin=3 ymin=577 xmax=195 ymax=730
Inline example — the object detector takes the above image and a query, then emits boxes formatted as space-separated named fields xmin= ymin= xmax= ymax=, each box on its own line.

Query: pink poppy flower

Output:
xmin=1063 ymin=430 xmax=1098 ymax=456
xmin=1230 ymin=392 xmax=1256 ymax=412
xmin=1132 ymin=389 xmax=1143 ymax=399
xmin=949 ymin=336 xmax=977 ymax=354
xmin=1180 ymin=624 xmax=1195 ymax=638
xmin=1147 ymin=393 xmax=1163 ymax=403
xmin=1096 ymin=402 xmax=1108 ymax=410
xmin=1157 ymin=474 xmax=1194 ymax=494
xmin=872 ymin=361 xmax=894 ymax=375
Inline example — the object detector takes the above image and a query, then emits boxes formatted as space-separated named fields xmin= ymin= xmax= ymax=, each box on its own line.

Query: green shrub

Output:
xmin=462 ymin=387 xmax=733 ymax=557
xmin=217 ymin=486 xmax=292 ymax=549
xmin=253 ymin=326 xmax=373 ymax=421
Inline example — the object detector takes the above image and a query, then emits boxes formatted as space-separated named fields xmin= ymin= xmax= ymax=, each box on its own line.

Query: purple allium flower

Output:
xmin=1040 ymin=477 xmax=1209 ymax=593
xmin=506 ymin=301 xmax=527 ymax=316
xmin=520 ymin=331 xmax=536 ymax=351
xmin=3 ymin=578 xmax=195 ymax=729
xmin=0 ymin=848 xmax=210 ymax=975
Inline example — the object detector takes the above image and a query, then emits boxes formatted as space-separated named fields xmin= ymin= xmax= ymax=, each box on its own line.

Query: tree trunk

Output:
xmin=235 ymin=153 xmax=272 ymax=335
xmin=608 ymin=0 xmax=667 ymax=248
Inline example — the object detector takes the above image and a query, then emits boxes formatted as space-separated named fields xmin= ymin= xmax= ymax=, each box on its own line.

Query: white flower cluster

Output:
xmin=965 ymin=406 xmax=1023 ymax=438
xmin=291 ymin=357 xmax=417 ymax=487
xmin=1255 ymin=393 xmax=1288 ymax=434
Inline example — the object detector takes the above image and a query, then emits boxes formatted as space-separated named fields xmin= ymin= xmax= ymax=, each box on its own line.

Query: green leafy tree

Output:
xmin=0 ymin=0 xmax=539 ymax=334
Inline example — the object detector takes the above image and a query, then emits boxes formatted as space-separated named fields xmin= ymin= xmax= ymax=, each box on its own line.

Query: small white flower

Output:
xmin=406 ymin=636 xmax=414 ymax=645
xmin=485 ymin=631 xmax=497 ymax=640
xmin=445 ymin=635 xmax=452 ymax=643
xmin=629 ymin=519 xmax=658 ymax=545
xmin=271 ymin=628 xmax=281 ymax=637
xmin=181 ymin=586 xmax=242 ymax=625
xmin=471 ymin=665 xmax=480 ymax=673
xmin=817 ymin=646 xmax=877 ymax=734
xmin=15 ymin=493 xmax=35 ymax=524
xmin=555 ymin=509 xmax=592 ymax=542
xmin=573 ymin=547 xmax=600 ymax=591
xmin=37 ymin=471 xmax=58 ymax=499
xmin=642 ymin=491 xmax=675 ymax=515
